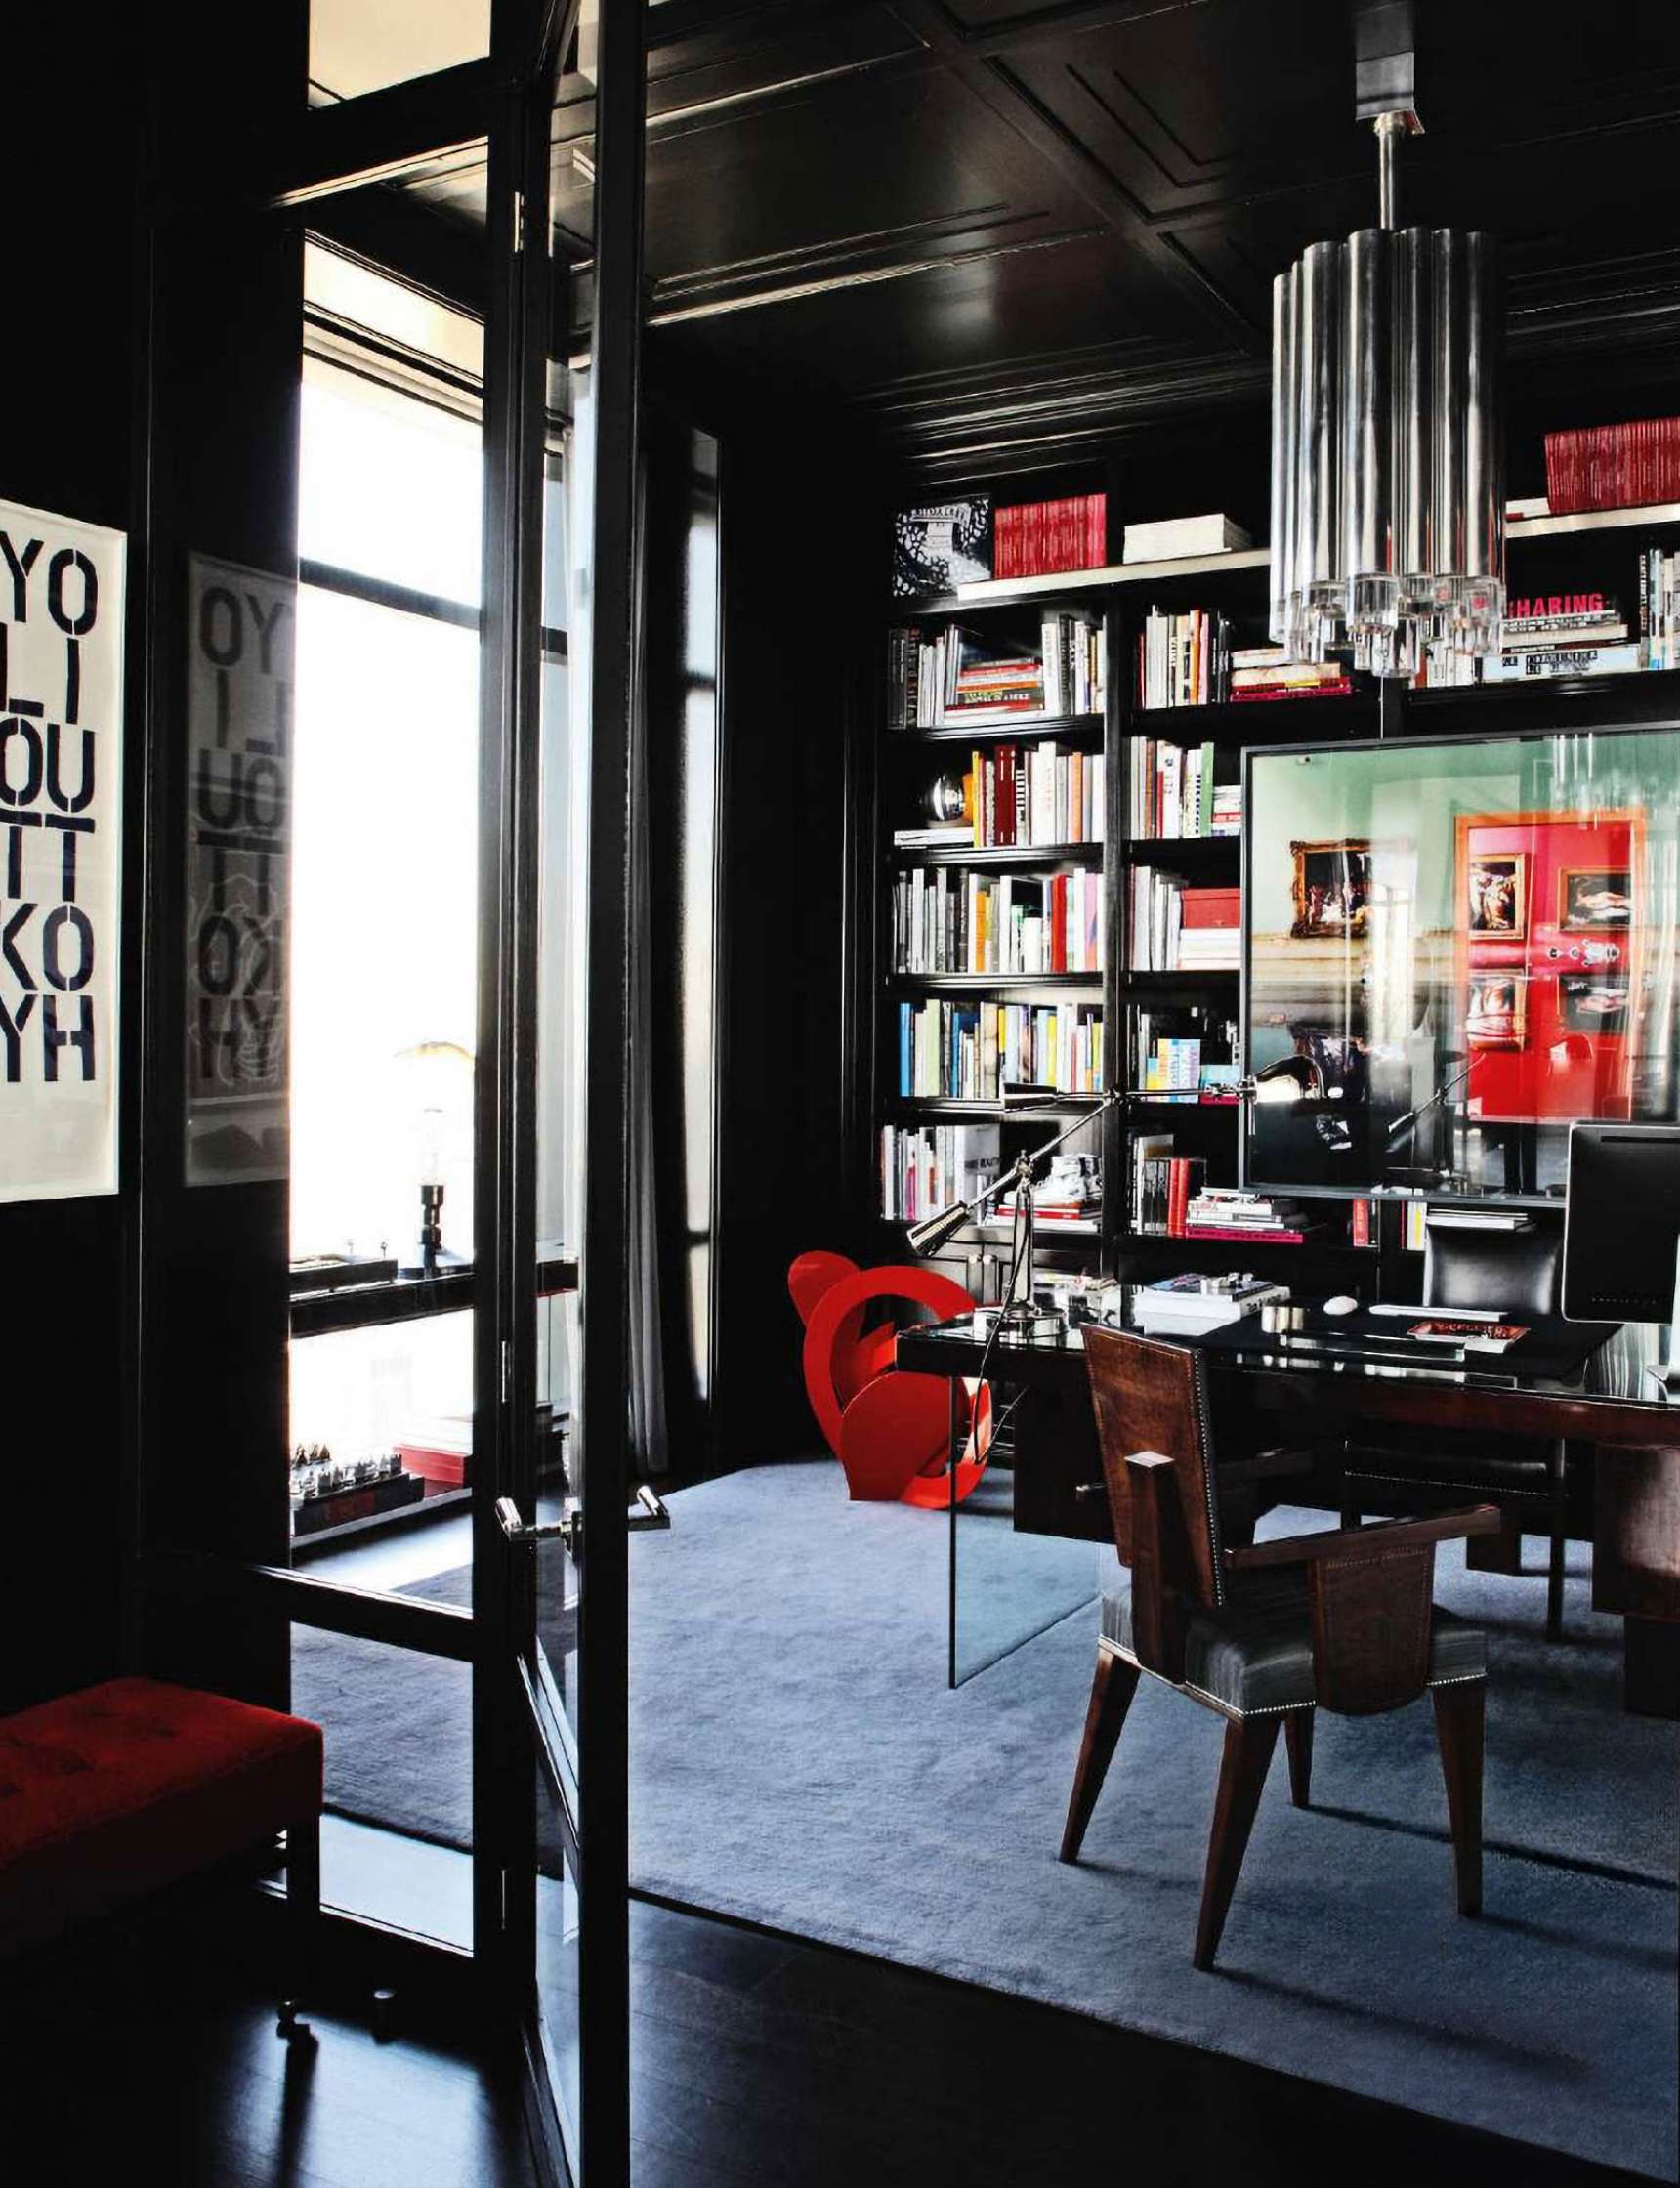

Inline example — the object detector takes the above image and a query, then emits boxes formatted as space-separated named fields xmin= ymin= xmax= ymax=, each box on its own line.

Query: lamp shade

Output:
xmin=906 ymin=1202 xmax=973 ymax=1259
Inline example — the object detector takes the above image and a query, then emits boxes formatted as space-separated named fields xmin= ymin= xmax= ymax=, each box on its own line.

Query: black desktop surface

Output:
xmin=1191 ymin=1304 xmax=1614 ymax=1385
xmin=897 ymin=1303 xmax=1672 ymax=1414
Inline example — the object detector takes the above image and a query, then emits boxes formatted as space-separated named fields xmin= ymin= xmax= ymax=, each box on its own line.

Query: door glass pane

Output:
xmin=288 ymin=1622 xmax=474 ymax=1949
xmin=283 ymin=189 xmax=487 ymax=1944
xmin=309 ymin=0 xmax=491 ymax=105
xmin=534 ymin=430 xmax=583 ymax=1745
xmin=535 ymin=1753 xmax=581 ymax=2146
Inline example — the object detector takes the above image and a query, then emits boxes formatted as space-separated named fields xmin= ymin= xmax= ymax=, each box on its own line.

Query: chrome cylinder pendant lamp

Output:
xmin=1270 ymin=71 xmax=1503 ymax=679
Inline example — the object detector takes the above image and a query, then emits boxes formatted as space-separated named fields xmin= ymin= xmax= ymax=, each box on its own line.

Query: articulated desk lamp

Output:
xmin=905 ymin=1087 xmax=1123 ymax=1332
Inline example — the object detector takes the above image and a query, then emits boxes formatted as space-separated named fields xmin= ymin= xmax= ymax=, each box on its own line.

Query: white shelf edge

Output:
xmin=1507 ymin=501 xmax=1680 ymax=539
xmin=897 ymin=506 xmax=1680 ymax=614
xmin=902 ymin=548 xmax=1269 ymax=609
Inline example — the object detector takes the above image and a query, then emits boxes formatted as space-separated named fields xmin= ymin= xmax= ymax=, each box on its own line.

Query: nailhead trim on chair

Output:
xmin=1343 ymin=1469 xmax=1549 ymax=1502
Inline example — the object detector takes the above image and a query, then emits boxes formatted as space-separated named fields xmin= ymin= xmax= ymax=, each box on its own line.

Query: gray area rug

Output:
xmin=295 ymin=1460 xmax=1679 ymax=2177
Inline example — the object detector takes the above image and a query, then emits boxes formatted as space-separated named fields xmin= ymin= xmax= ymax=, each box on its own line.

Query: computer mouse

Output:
xmin=1323 ymin=1294 xmax=1359 ymax=1316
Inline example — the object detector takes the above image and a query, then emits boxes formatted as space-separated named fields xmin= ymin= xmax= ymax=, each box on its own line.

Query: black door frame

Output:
xmin=131 ymin=13 xmax=648 ymax=2172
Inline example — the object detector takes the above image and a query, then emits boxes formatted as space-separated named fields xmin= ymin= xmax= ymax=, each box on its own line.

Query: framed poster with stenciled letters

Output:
xmin=0 ymin=498 xmax=125 ymax=1203
xmin=184 ymin=556 xmax=294 ymax=1186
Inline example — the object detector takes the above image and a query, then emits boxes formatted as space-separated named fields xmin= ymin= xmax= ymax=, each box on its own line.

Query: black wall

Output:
xmin=2 ymin=11 xmax=308 ymax=1713
xmin=2 ymin=23 xmax=147 ymax=1711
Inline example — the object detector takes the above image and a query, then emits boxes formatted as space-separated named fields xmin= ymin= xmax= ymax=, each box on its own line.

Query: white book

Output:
xmin=1123 ymin=514 xmax=1252 ymax=563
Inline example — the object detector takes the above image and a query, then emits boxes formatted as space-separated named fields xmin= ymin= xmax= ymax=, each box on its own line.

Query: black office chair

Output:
xmin=1338 ymin=1218 xmax=1575 ymax=1640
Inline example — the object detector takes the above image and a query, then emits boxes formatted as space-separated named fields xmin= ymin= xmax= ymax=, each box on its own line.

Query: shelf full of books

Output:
xmin=891 ymin=866 xmax=1105 ymax=976
xmin=878 ymin=1122 xmax=1103 ymax=1235
xmin=1136 ymin=607 xmax=1231 ymax=709
xmin=952 ymin=740 xmax=1105 ymax=848
xmin=898 ymin=996 xmax=1106 ymax=1102
xmin=1127 ymin=737 xmax=1240 ymax=840
xmin=1126 ymin=872 xmax=1239 ymax=972
xmin=888 ymin=610 xmax=1107 ymax=730
xmin=879 ymin=1121 xmax=998 ymax=1223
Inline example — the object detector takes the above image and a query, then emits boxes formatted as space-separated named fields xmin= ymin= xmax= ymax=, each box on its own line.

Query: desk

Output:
xmin=896 ymin=1310 xmax=1680 ymax=1716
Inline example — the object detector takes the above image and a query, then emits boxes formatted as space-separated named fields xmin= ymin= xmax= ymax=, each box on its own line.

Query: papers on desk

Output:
xmin=1406 ymin=1319 xmax=1530 ymax=1354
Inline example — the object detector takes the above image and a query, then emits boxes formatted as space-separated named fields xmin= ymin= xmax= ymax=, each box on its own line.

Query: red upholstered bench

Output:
xmin=0 ymin=1676 xmax=321 ymax=2027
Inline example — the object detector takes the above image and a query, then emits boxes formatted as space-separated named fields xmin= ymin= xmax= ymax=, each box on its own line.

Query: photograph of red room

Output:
xmin=1455 ymin=809 xmax=1645 ymax=1124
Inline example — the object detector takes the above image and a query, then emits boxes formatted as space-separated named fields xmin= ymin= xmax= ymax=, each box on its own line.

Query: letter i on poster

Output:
xmin=0 ymin=498 xmax=124 ymax=1203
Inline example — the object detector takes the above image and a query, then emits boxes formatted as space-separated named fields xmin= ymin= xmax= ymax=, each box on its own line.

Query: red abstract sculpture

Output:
xmin=789 ymin=1252 xmax=990 ymax=1506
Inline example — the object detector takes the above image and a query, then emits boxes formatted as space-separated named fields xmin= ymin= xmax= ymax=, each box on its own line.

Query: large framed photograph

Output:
xmin=1559 ymin=866 xmax=1632 ymax=930
xmin=1288 ymin=839 xmax=1371 ymax=939
xmin=1466 ymin=972 xmax=1529 ymax=1050
xmin=1465 ymin=851 xmax=1528 ymax=939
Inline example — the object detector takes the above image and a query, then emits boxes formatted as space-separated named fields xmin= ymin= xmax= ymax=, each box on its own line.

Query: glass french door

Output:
xmin=477 ymin=7 xmax=651 ymax=2182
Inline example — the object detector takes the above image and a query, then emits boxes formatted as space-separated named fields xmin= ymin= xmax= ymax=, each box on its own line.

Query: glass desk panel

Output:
xmin=952 ymin=1445 xmax=1103 ymax=1688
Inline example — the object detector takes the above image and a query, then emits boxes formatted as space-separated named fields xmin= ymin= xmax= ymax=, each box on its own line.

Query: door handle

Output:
xmin=496 ymin=1482 xmax=671 ymax=1560
xmin=628 ymin=1482 xmax=671 ymax=1532
xmin=497 ymin=1494 xmax=581 ymax=1558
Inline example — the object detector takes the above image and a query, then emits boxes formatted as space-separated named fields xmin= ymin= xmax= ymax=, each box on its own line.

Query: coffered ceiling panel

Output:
xmin=549 ymin=0 xmax=1680 ymax=465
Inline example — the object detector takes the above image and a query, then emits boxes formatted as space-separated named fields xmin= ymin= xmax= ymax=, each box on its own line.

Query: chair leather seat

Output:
xmin=1100 ymin=1568 xmax=1486 ymax=1716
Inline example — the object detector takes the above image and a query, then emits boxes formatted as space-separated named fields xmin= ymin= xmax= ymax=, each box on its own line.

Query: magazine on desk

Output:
xmin=1405 ymin=1319 xmax=1531 ymax=1354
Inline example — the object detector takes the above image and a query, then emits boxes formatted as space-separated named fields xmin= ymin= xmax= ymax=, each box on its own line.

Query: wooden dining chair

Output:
xmin=1062 ymin=1325 xmax=1499 ymax=1971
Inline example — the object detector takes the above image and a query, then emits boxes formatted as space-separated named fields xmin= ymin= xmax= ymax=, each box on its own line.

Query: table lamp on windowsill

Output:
xmin=906 ymin=1088 xmax=1122 ymax=1333
xmin=394 ymin=1039 xmax=473 ymax=1279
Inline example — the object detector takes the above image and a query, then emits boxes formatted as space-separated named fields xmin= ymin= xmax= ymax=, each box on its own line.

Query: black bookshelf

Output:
xmin=866 ymin=508 xmax=1680 ymax=1299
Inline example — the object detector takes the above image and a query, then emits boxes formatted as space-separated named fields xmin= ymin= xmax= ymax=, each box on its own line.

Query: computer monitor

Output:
xmin=1563 ymin=1123 xmax=1680 ymax=1325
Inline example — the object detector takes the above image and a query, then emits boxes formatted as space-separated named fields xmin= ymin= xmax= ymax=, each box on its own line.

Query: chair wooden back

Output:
xmin=1083 ymin=1325 xmax=1226 ymax=1612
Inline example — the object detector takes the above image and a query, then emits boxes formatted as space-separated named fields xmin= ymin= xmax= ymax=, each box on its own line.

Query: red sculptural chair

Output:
xmin=789 ymin=1251 xmax=990 ymax=1506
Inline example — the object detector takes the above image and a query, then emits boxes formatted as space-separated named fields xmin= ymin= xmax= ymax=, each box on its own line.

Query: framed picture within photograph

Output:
xmin=1289 ymin=839 xmax=1372 ymax=939
xmin=1466 ymin=972 xmax=1529 ymax=1050
xmin=1465 ymin=851 xmax=1528 ymax=940
xmin=1559 ymin=974 xmax=1631 ymax=1036
xmin=1559 ymin=866 xmax=1633 ymax=930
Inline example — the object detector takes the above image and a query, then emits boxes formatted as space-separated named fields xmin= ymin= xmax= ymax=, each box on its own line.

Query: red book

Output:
xmin=1351 ymin=1198 xmax=1372 ymax=1247
xmin=1182 ymin=1224 xmax=1317 ymax=1244
xmin=1050 ymin=874 xmax=1068 ymax=971
xmin=1181 ymin=887 xmax=1241 ymax=929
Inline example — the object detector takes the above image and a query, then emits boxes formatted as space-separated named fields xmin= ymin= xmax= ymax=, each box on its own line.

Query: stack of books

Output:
xmin=965 ymin=742 xmax=1105 ymax=846
xmin=1128 ymin=876 xmax=1240 ymax=971
xmin=898 ymin=999 xmax=1105 ymax=1101
xmin=1482 ymin=585 xmax=1641 ymax=684
xmin=1230 ymin=647 xmax=1352 ymax=703
xmin=1137 ymin=607 xmax=1231 ymax=708
xmin=1131 ymin=1272 xmax=1287 ymax=1336
xmin=1183 ymin=1188 xmax=1321 ymax=1245
xmin=1127 ymin=737 xmax=1240 ymax=837
xmin=887 ymin=614 xmax=1107 ymax=729
xmin=879 ymin=1122 xmax=998 ymax=1222
xmin=1641 ymin=548 xmax=1680 ymax=668
xmin=1122 ymin=514 xmax=1251 ymax=563
xmin=1544 ymin=418 xmax=1680 ymax=514
xmin=993 ymin=493 xmax=1107 ymax=578
xmin=891 ymin=867 xmax=1104 ymax=975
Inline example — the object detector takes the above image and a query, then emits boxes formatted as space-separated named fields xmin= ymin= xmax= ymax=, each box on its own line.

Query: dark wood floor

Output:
xmin=0 ymin=1886 xmax=1658 ymax=2188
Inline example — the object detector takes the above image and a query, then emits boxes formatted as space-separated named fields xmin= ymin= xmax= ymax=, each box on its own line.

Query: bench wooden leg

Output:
xmin=279 ymin=1810 xmax=320 ymax=2040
